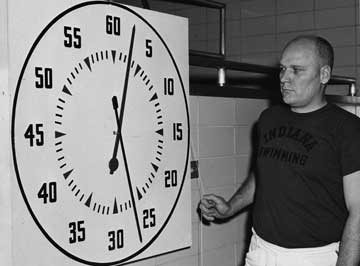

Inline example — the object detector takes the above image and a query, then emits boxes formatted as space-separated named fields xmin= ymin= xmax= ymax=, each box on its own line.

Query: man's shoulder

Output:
xmin=327 ymin=104 xmax=360 ymax=124
xmin=259 ymin=104 xmax=288 ymax=119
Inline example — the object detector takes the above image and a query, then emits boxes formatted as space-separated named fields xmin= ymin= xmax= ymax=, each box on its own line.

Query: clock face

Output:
xmin=11 ymin=2 xmax=189 ymax=265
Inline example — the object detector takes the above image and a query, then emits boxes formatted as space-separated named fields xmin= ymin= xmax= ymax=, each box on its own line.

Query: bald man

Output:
xmin=199 ymin=36 xmax=360 ymax=266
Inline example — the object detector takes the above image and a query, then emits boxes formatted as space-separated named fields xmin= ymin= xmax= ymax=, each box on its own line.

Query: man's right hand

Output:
xmin=198 ymin=194 xmax=232 ymax=221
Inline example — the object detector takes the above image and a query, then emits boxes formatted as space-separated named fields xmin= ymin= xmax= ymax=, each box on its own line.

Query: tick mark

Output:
xmin=84 ymin=57 xmax=92 ymax=71
xmin=63 ymin=169 xmax=73 ymax=180
xmin=85 ymin=193 xmax=93 ymax=207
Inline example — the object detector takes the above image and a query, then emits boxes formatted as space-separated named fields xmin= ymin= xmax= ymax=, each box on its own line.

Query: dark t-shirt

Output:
xmin=253 ymin=103 xmax=360 ymax=248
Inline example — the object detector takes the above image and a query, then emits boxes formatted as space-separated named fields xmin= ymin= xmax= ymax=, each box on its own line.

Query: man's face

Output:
xmin=279 ymin=41 xmax=327 ymax=113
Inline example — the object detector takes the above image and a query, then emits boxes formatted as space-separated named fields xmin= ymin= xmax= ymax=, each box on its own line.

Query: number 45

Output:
xmin=24 ymin=123 xmax=44 ymax=147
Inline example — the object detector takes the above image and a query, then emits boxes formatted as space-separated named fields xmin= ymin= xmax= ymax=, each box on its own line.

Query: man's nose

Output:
xmin=280 ymin=68 xmax=291 ymax=83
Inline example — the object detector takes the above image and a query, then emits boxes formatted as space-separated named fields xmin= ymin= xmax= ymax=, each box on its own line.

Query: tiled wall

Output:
xmin=119 ymin=0 xmax=360 ymax=265
xmin=127 ymin=96 xmax=268 ymax=266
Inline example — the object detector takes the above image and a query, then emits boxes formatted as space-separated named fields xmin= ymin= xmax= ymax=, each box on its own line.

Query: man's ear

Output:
xmin=320 ymin=65 xmax=331 ymax=85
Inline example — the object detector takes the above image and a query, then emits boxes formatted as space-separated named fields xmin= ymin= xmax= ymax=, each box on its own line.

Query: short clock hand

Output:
xmin=108 ymin=22 xmax=136 ymax=175
xmin=109 ymin=96 xmax=120 ymax=174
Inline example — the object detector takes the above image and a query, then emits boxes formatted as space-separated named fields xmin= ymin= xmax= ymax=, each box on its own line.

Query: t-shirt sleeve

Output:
xmin=339 ymin=115 xmax=360 ymax=176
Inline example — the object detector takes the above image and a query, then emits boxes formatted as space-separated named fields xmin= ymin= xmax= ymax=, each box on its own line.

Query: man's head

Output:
xmin=279 ymin=35 xmax=334 ymax=113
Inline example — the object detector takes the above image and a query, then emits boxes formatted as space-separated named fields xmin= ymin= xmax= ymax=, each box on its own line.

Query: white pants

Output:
xmin=244 ymin=230 xmax=339 ymax=266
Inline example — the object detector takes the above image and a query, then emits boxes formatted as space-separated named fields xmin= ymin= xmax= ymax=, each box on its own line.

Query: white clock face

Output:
xmin=12 ymin=2 xmax=189 ymax=265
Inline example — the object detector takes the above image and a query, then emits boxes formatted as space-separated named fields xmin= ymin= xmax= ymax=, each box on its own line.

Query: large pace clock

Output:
xmin=11 ymin=1 xmax=190 ymax=265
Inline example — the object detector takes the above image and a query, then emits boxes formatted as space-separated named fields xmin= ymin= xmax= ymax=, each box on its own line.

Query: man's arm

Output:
xmin=199 ymin=172 xmax=256 ymax=221
xmin=227 ymin=171 xmax=256 ymax=215
xmin=336 ymin=170 xmax=360 ymax=266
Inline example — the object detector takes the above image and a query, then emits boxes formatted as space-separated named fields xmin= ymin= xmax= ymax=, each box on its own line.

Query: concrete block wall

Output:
xmin=127 ymin=96 xmax=269 ymax=266
xmin=118 ymin=0 xmax=360 ymax=265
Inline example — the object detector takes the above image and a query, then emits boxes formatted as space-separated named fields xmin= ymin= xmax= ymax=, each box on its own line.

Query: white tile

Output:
xmin=198 ymin=157 xmax=236 ymax=188
xmin=277 ymin=0 xmax=314 ymax=14
xmin=205 ymin=185 xmax=236 ymax=199
xmin=235 ymin=126 xmax=253 ymax=155
xmin=241 ymin=35 xmax=277 ymax=54
xmin=226 ymin=1 xmax=242 ymax=20
xmin=236 ymin=241 xmax=251 ymax=266
xmin=207 ymin=22 xmax=220 ymax=40
xmin=240 ymin=52 xmax=279 ymax=66
xmin=189 ymin=40 xmax=207 ymax=51
xmin=199 ymin=97 xmax=235 ymax=125
xmin=332 ymin=66 xmax=356 ymax=76
xmin=227 ymin=36 xmax=242 ymax=56
xmin=333 ymin=46 xmax=356 ymax=67
xmin=277 ymin=12 xmax=314 ymax=33
xmin=189 ymin=24 xmax=207 ymax=41
xmin=189 ymin=96 xmax=199 ymax=126
xmin=315 ymin=0 xmax=355 ymax=9
xmin=176 ymin=7 xmax=207 ymax=25
xmin=207 ymin=8 xmax=220 ymax=23
xmin=241 ymin=16 xmax=276 ymax=37
xmin=226 ymin=20 xmax=242 ymax=38
xmin=203 ymin=244 xmax=236 ymax=266
xmin=315 ymin=7 xmax=355 ymax=28
xmin=235 ymin=155 xmax=252 ymax=184
xmin=326 ymin=84 xmax=350 ymax=95
xmin=233 ymin=211 xmax=252 ymax=243
xmin=239 ymin=0 xmax=277 ymax=18
xmin=199 ymin=126 xmax=235 ymax=157
xmin=207 ymin=38 xmax=220 ymax=54
xmin=357 ymin=26 xmax=360 ymax=46
xmin=235 ymin=98 xmax=269 ymax=125
xmin=190 ymin=125 xmax=199 ymax=160
xmin=201 ymin=219 xmax=237 ymax=251
xmin=191 ymin=189 xmax=201 ymax=223
xmin=317 ymin=26 xmax=356 ymax=47
xmin=157 ymin=254 xmax=199 ymax=266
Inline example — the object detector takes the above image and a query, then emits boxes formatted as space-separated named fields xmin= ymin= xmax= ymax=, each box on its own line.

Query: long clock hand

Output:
xmin=117 ymin=25 xmax=143 ymax=243
xmin=118 ymin=25 xmax=135 ymax=130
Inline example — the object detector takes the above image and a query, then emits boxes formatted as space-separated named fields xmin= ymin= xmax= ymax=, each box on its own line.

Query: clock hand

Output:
xmin=118 ymin=25 xmax=136 ymax=131
xmin=119 ymin=132 xmax=143 ymax=243
xmin=109 ymin=96 xmax=120 ymax=174
xmin=108 ymin=24 xmax=136 ymax=175
xmin=112 ymin=96 xmax=121 ymax=129
xmin=121 ymin=25 xmax=143 ymax=243
xmin=110 ymin=25 xmax=143 ymax=243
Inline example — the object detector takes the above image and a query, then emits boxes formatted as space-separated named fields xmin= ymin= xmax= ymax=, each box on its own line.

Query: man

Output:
xmin=199 ymin=35 xmax=360 ymax=266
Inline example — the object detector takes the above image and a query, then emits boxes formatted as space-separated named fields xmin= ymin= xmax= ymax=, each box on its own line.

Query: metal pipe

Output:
xmin=219 ymin=4 xmax=225 ymax=57
xmin=350 ymin=83 xmax=357 ymax=96
xmin=218 ymin=67 xmax=226 ymax=86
